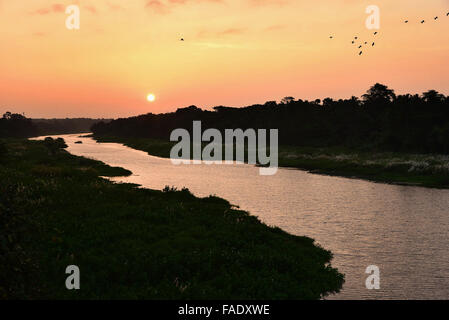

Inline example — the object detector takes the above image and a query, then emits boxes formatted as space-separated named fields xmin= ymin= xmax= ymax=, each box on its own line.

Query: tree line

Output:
xmin=92 ymin=84 xmax=449 ymax=154
xmin=0 ymin=112 xmax=37 ymax=138
xmin=0 ymin=112 xmax=109 ymax=138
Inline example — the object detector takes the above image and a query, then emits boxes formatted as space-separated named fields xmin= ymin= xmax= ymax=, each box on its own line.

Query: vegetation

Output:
xmin=92 ymin=136 xmax=449 ymax=189
xmin=91 ymin=84 xmax=449 ymax=188
xmin=0 ymin=112 xmax=37 ymax=138
xmin=32 ymin=118 xmax=112 ymax=135
xmin=0 ymin=112 xmax=109 ymax=138
xmin=277 ymin=146 xmax=449 ymax=188
xmin=92 ymin=84 xmax=449 ymax=154
xmin=0 ymin=141 xmax=7 ymax=158
xmin=0 ymin=138 xmax=343 ymax=299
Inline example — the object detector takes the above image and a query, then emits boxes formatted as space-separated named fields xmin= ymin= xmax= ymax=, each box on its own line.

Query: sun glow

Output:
xmin=147 ymin=94 xmax=156 ymax=102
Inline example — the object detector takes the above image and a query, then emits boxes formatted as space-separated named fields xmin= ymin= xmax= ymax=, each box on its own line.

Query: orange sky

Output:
xmin=1 ymin=0 xmax=448 ymax=118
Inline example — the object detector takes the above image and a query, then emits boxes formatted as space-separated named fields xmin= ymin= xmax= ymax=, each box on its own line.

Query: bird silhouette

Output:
xmin=374 ymin=31 xmax=378 ymax=35
xmin=180 ymin=38 xmax=184 ymax=41
xmin=351 ymin=41 xmax=355 ymax=44
xmin=358 ymin=45 xmax=362 ymax=48
xmin=447 ymin=12 xmax=449 ymax=16
xmin=359 ymin=51 xmax=363 ymax=55
xmin=405 ymin=20 xmax=408 ymax=23
xmin=372 ymin=42 xmax=375 ymax=46
xmin=364 ymin=42 xmax=367 ymax=44
xmin=330 ymin=36 xmax=333 ymax=39
xmin=354 ymin=36 xmax=358 ymax=39
xmin=421 ymin=20 xmax=425 ymax=23
xmin=434 ymin=16 xmax=438 ymax=20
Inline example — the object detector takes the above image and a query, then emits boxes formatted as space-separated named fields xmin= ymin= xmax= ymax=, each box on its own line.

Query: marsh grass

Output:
xmin=0 ymin=139 xmax=343 ymax=299
xmin=278 ymin=146 xmax=449 ymax=188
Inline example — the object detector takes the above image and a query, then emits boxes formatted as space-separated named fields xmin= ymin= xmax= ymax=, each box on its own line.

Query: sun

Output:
xmin=147 ymin=93 xmax=156 ymax=102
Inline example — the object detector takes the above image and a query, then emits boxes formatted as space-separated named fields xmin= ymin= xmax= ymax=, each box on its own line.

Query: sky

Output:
xmin=0 ymin=0 xmax=448 ymax=118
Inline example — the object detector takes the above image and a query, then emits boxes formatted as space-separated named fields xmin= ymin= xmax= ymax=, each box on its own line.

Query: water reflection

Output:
xmin=34 ymin=134 xmax=449 ymax=299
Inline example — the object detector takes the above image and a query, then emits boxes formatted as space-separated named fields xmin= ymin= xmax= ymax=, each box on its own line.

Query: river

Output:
xmin=34 ymin=134 xmax=449 ymax=299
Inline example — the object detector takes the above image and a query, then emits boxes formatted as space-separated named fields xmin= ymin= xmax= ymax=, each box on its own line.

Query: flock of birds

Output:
xmin=329 ymin=12 xmax=449 ymax=56
xmin=177 ymin=12 xmax=449 ymax=49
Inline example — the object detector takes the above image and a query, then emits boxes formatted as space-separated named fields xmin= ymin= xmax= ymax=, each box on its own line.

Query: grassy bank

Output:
xmin=93 ymin=135 xmax=449 ymax=189
xmin=0 ymin=138 xmax=343 ymax=299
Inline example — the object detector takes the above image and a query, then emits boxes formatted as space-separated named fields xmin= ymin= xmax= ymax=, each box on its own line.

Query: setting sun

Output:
xmin=2 ymin=0 xmax=449 ymax=302
xmin=147 ymin=94 xmax=156 ymax=102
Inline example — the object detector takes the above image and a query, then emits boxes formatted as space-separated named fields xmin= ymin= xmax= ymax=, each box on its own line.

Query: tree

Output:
xmin=44 ymin=137 xmax=67 ymax=155
xmin=281 ymin=97 xmax=295 ymax=104
xmin=349 ymin=96 xmax=361 ymax=104
xmin=90 ymin=83 xmax=449 ymax=154
xmin=322 ymin=98 xmax=334 ymax=107
xmin=264 ymin=100 xmax=277 ymax=107
xmin=2 ymin=112 xmax=12 ymax=120
xmin=0 ymin=112 xmax=37 ymax=138
xmin=362 ymin=83 xmax=396 ymax=104
xmin=176 ymin=105 xmax=201 ymax=113
xmin=422 ymin=90 xmax=445 ymax=103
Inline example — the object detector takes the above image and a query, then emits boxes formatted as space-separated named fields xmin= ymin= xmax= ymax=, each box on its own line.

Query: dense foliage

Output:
xmin=0 ymin=139 xmax=344 ymax=299
xmin=0 ymin=112 xmax=37 ymax=138
xmin=0 ymin=112 xmax=109 ymax=138
xmin=92 ymin=84 xmax=449 ymax=154
xmin=32 ymin=118 xmax=111 ymax=135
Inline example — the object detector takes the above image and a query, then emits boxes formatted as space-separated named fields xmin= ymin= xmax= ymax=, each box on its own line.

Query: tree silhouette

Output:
xmin=281 ymin=97 xmax=295 ymax=104
xmin=362 ymin=83 xmax=396 ymax=104
xmin=89 ymin=83 xmax=449 ymax=154
xmin=422 ymin=90 xmax=445 ymax=103
xmin=2 ymin=112 xmax=12 ymax=120
xmin=43 ymin=137 xmax=67 ymax=155
xmin=0 ymin=112 xmax=37 ymax=138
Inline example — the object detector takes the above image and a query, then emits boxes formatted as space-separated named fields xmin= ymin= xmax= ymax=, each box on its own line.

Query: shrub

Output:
xmin=43 ymin=137 xmax=67 ymax=154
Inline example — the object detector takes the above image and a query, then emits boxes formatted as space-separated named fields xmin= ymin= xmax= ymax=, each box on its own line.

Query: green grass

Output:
xmin=0 ymin=138 xmax=343 ymax=299
xmin=93 ymin=135 xmax=449 ymax=189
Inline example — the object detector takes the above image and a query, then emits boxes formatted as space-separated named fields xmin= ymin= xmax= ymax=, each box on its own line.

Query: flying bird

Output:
xmin=364 ymin=42 xmax=367 ymax=44
xmin=372 ymin=42 xmax=375 ymax=46
xmin=421 ymin=20 xmax=425 ymax=23
xmin=352 ymin=41 xmax=355 ymax=44
xmin=359 ymin=51 xmax=363 ymax=55
xmin=358 ymin=45 xmax=362 ymax=48
xmin=180 ymin=38 xmax=184 ymax=41
xmin=447 ymin=12 xmax=449 ymax=16
xmin=374 ymin=31 xmax=378 ymax=35
xmin=330 ymin=36 xmax=333 ymax=39
xmin=435 ymin=16 xmax=438 ymax=20
xmin=405 ymin=20 xmax=409 ymax=23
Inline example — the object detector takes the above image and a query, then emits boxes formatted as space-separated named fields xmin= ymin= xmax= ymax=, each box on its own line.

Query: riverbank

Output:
xmin=0 ymin=138 xmax=343 ymax=299
xmin=92 ymin=135 xmax=449 ymax=189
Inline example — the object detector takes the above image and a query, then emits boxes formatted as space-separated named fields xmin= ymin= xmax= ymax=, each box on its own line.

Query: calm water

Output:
xmin=35 ymin=134 xmax=449 ymax=299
